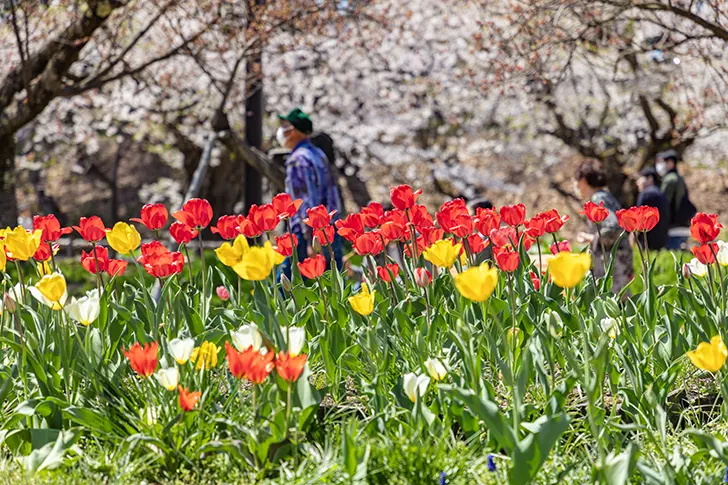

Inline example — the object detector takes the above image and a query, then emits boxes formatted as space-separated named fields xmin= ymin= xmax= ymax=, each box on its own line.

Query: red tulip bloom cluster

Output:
xmin=173 ymin=198 xmax=213 ymax=230
xmin=226 ymin=342 xmax=275 ymax=384
xmin=500 ymin=203 xmax=526 ymax=227
xmin=33 ymin=215 xmax=71 ymax=242
xmin=475 ymin=208 xmax=501 ymax=237
xmin=123 ymin=342 xmax=159 ymax=378
xmin=131 ymin=203 xmax=168 ymax=231
xmin=137 ymin=241 xmax=184 ymax=278
xmin=690 ymin=213 xmax=722 ymax=244
xmin=354 ymin=232 xmax=384 ymax=256
xmin=582 ymin=201 xmax=609 ymax=224
xmin=335 ymin=213 xmax=366 ymax=242
xmin=81 ymin=246 xmax=128 ymax=276
xmin=616 ymin=206 xmax=660 ymax=233
xmin=377 ymin=264 xmax=400 ymax=282
xmin=249 ymin=204 xmax=279 ymax=233
xmin=211 ymin=215 xmax=242 ymax=240
xmin=275 ymin=234 xmax=299 ymax=257
xmin=170 ymin=222 xmax=198 ymax=245
xmin=360 ymin=202 xmax=384 ymax=228
xmin=467 ymin=234 xmax=488 ymax=253
xmin=73 ymin=216 xmax=108 ymax=243
xmin=437 ymin=199 xmax=472 ymax=238
xmin=272 ymin=193 xmax=303 ymax=220
xmin=276 ymin=352 xmax=307 ymax=383
xmin=298 ymin=254 xmax=327 ymax=279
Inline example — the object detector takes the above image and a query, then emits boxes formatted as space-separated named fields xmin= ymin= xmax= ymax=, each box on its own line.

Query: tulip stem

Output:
xmin=507 ymin=273 xmax=520 ymax=438
xmin=709 ymin=244 xmax=726 ymax=316
xmin=197 ymin=233 xmax=207 ymax=316
xmin=14 ymin=261 xmax=26 ymax=306
xmin=285 ymin=384 xmax=292 ymax=438
xmin=595 ymin=224 xmax=608 ymax=275
xmin=92 ymin=245 xmax=103 ymax=293
xmin=183 ymin=245 xmax=194 ymax=284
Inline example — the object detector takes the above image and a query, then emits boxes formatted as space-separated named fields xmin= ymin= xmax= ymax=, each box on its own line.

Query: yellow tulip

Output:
xmin=349 ymin=282 xmax=376 ymax=316
xmin=215 ymin=235 xmax=249 ymax=267
xmin=423 ymin=240 xmax=462 ymax=268
xmin=233 ymin=244 xmax=275 ymax=281
xmin=31 ymin=273 xmax=68 ymax=310
xmin=190 ymin=341 xmax=220 ymax=370
xmin=264 ymin=240 xmax=286 ymax=265
xmin=4 ymin=227 xmax=42 ymax=261
xmin=38 ymin=261 xmax=52 ymax=277
xmin=0 ymin=242 xmax=6 ymax=272
xmin=547 ymin=252 xmax=591 ymax=288
xmin=687 ymin=336 xmax=728 ymax=373
xmin=454 ymin=263 xmax=499 ymax=302
xmin=106 ymin=222 xmax=141 ymax=254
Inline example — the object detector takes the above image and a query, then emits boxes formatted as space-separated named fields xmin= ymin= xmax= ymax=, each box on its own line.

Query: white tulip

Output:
xmin=6 ymin=283 xmax=23 ymax=303
xmin=600 ymin=317 xmax=619 ymax=339
xmin=687 ymin=258 xmax=708 ymax=278
xmin=717 ymin=241 xmax=728 ymax=267
xmin=65 ymin=289 xmax=101 ymax=326
xmin=403 ymin=372 xmax=430 ymax=403
xmin=28 ymin=286 xmax=68 ymax=310
xmin=424 ymin=358 xmax=448 ymax=381
xmin=168 ymin=338 xmax=195 ymax=365
xmin=155 ymin=367 xmax=180 ymax=391
xmin=230 ymin=324 xmax=263 ymax=352
xmin=283 ymin=327 xmax=306 ymax=356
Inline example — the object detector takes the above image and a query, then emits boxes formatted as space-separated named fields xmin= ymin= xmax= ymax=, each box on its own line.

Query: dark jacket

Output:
xmin=636 ymin=185 xmax=669 ymax=250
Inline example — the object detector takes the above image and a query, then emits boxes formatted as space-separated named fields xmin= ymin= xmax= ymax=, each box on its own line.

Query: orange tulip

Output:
xmin=138 ymin=241 xmax=184 ymax=278
xmin=582 ymin=201 xmax=609 ymax=224
xmin=272 ymin=193 xmax=303 ymax=220
xmin=33 ymin=214 xmax=71 ymax=242
xmin=298 ymin=254 xmax=326 ymax=279
xmin=123 ymin=342 xmax=159 ymax=378
xmin=276 ymin=352 xmax=307 ymax=383
xmin=178 ymin=385 xmax=201 ymax=412
xmin=274 ymin=234 xmax=298 ymax=257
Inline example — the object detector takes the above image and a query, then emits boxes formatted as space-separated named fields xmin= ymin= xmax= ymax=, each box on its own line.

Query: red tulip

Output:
xmin=107 ymin=259 xmax=128 ymax=277
xmin=73 ymin=216 xmax=107 ymax=243
xmin=521 ymin=232 xmax=535 ymax=251
xmin=692 ymin=243 xmax=718 ymax=265
xmin=690 ymin=212 xmax=723 ymax=244
xmin=419 ymin=226 xmax=444 ymax=248
xmin=410 ymin=204 xmax=435 ymax=231
xmin=475 ymin=208 xmax=501 ymax=237
xmin=249 ymin=204 xmax=279 ymax=233
xmin=437 ymin=199 xmax=472 ymax=238
xmin=377 ymin=264 xmax=400 ymax=282
xmin=313 ymin=226 xmax=335 ymax=246
xmin=226 ymin=342 xmax=275 ymax=384
xmin=494 ymin=247 xmax=519 ymax=272
xmin=384 ymin=208 xmax=409 ymax=228
xmin=172 ymin=198 xmax=213 ymax=229
xmin=467 ymin=234 xmax=489 ymax=254
xmin=170 ymin=222 xmax=198 ymax=245
xmin=335 ymin=213 xmax=366 ymax=243
xmin=210 ymin=215 xmax=241 ymax=240
xmin=237 ymin=215 xmax=262 ymax=238
xmin=33 ymin=214 xmax=71 ymax=242
xmin=304 ymin=205 xmax=336 ymax=230
xmin=33 ymin=242 xmax=53 ymax=262
xmin=524 ymin=215 xmax=546 ymax=239
xmin=272 ymin=193 xmax=302 ymax=220
xmin=130 ymin=203 xmax=168 ymax=231
xmin=390 ymin=184 xmax=422 ymax=211
xmin=360 ymin=202 xmax=384 ymax=228
xmin=379 ymin=221 xmax=406 ymax=243
xmin=123 ymin=342 xmax=158 ymax=378
xmin=81 ymin=246 xmax=109 ymax=274
xmin=530 ymin=271 xmax=541 ymax=291
xmin=274 ymin=234 xmax=299 ymax=257
xmin=354 ymin=233 xmax=384 ymax=256
xmin=489 ymin=226 xmax=517 ymax=248
xmin=137 ymin=241 xmax=184 ymax=278
xmin=499 ymin=204 xmax=526 ymax=227
xmin=414 ymin=267 xmax=432 ymax=287
xmin=616 ymin=206 xmax=660 ymax=232
xmin=298 ymin=254 xmax=327 ymax=279
xmin=542 ymin=209 xmax=569 ymax=234
xmin=582 ymin=201 xmax=609 ymax=223
xmin=276 ymin=352 xmax=307 ymax=383
xmin=178 ymin=385 xmax=201 ymax=412
xmin=550 ymin=240 xmax=572 ymax=255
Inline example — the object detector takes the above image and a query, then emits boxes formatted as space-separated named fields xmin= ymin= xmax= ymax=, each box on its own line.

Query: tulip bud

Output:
xmin=312 ymin=236 xmax=322 ymax=254
xmin=216 ymin=286 xmax=230 ymax=301
xmin=3 ymin=292 xmax=16 ymax=313
xmin=280 ymin=273 xmax=292 ymax=293
xmin=414 ymin=267 xmax=432 ymax=287
xmin=682 ymin=263 xmax=692 ymax=280
xmin=507 ymin=327 xmax=524 ymax=349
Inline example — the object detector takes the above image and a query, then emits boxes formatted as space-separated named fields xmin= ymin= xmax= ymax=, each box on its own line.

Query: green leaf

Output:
xmin=602 ymin=443 xmax=639 ymax=485
xmin=509 ymin=413 xmax=570 ymax=485
xmin=444 ymin=386 xmax=516 ymax=452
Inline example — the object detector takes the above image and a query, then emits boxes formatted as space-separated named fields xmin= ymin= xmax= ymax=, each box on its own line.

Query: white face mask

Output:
xmin=655 ymin=161 xmax=667 ymax=176
xmin=276 ymin=127 xmax=290 ymax=147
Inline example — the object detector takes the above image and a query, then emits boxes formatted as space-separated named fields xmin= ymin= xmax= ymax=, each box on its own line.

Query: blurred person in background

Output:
xmin=636 ymin=167 xmax=669 ymax=250
xmin=574 ymin=159 xmax=634 ymax=292
xmin=656 ymin=149 xmax=696 ymax=249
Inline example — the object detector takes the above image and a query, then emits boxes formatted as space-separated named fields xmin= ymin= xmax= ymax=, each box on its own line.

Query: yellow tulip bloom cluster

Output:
xmin=190 ymin=341 xmax=221 ymax=370
xmin=687 ymin=336 xmax=728 ymax=373
xmin=214 ymin=235 xmax=280 ymax=281
xmin=547 ymin=252 xmax=592 ymax=288
xmin=106 ymin=222 xmax=141 ymax=255
xmin=454 ymin=263 xmax=498 ymax=302
xmin=423 ymin=240 xmax=462 ymax=268
xmin=4 ymin=227 xmax=42 ymax=261
xmin=349 ymin=283 xmax=376 ymax=316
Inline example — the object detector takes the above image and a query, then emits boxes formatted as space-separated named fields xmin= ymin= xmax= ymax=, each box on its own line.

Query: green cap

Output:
xmin=277 ymin=107 xmax=313 ymax=134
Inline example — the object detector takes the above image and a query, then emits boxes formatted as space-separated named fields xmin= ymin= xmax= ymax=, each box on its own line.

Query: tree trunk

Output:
xmin=0 ymin=134 xmax=18 ymax=227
